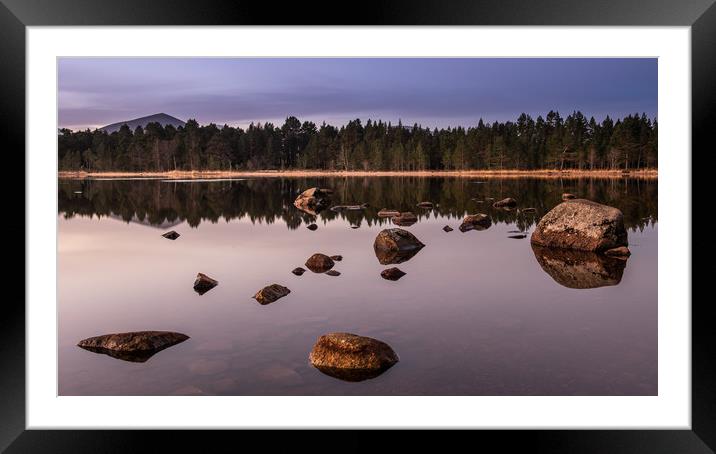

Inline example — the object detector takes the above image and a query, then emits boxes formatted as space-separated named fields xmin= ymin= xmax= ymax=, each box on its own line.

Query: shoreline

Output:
xmin=58 ymin=169 xmax=658 ymax=180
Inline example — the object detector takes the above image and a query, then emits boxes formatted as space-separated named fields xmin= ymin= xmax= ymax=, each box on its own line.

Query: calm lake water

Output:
xmin=58 ymin=177 xmax=658 ymax=395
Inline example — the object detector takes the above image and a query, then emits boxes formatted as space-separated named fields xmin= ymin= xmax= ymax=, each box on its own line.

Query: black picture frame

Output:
xmin=3 ymin=0 xmax=709 ymax=451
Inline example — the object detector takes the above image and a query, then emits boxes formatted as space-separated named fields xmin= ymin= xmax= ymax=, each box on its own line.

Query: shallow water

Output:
xmin=58 ymin=177 xmax=657 ymax=395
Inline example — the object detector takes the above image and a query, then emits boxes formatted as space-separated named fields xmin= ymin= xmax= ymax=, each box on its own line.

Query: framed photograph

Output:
xmin=6 ymin=0 xmax=710 ymax=451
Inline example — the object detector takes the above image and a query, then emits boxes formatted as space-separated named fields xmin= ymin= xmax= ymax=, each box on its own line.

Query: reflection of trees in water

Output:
xmin=58 ymin=177 xmax=658 ymax=231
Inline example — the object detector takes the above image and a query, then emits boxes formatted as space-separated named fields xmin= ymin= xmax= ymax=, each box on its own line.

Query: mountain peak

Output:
xmin=99 ymin=113 xmax=186 ymax=133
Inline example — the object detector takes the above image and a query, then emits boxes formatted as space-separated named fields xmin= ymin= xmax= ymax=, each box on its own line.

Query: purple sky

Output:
xmin=58 ymin=58 xmax=657 ymax=130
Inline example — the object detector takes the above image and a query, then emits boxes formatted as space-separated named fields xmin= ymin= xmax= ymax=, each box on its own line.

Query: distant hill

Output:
xmin=99 ymin=113 xmax=186 ymax=134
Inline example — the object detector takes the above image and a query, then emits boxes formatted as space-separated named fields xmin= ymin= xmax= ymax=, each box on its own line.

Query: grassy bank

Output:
xmin=58 ymin=168 xmax=658 ymax=180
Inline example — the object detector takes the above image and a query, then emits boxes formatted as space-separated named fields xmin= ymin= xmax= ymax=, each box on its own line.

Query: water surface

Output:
xmin=58 ymin=177 xmax=657 ymax=395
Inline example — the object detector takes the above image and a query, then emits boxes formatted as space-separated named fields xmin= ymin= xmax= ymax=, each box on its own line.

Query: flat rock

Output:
xmin=391 ymin=211 xmax=418 ymax=226
xmin=373 ymin=228 xmax=425 ymax=265
xmin=521 ymin=207 xmax=537 ymax=213
xmin=381 ymin=267 xmax=406 ymax=281
xmin=292 ymin=267 xmax=306 ymax=276
xmin=325 ymin=270 xmax=341 ymax=277
xmin=309 ymin=332 xmax=399 ymax=382
xmin=493 ymin=197 xmax=518 ymax=208
xmin=531 ymin=244 xmax=626 ymax=289
xmin=305 ymin=253 xmax=335 ymax=273
xmin=509 ymin=234 xmax=527 ymax=239
xmin=331 ymin=203 xmax=368 ymax=211
xmin=378 ymin=209 xmax=401 ymax=217
xmin=530 ymin=199 xmax=628 ymax=252
xmin=294 ymin=187 xmax=331 ymax=215
xmin=77 ymin=331 xmax=189 ymax=362
xmin=330 ymin=255 xmax=343 ymax=261
xmin=306 ymin=223 xmax=318 ymax=231
xmin=253 ymin=284 xmax=291 ymax=305
xmin=416 ymin=201 xmax=434 ymax=209
xmin=193 ymin=273 xmax=218 ymax=295
xmin=459 ymin=213 xmax=492 ymax=232
xmin=162 ymin=230 xmax=180 ymax=240
xmin=443 ymin=225 xmax=453 ymax=232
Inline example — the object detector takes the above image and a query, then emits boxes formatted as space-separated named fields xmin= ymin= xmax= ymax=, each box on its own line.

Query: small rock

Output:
xmin=508 ymin=234 xmax=527 ymax=239
xmin=309 ymin=332 xmax=399 ymax=382
xmin=443 ymin=225 xmax=453 ymax=232
xmin=331 ymin=203 xmax=369 ymax=211
xmin=162 ymin=230 xmax=180 ymax=240
xmin=253 ymin=284 xmax=291 ymax=305
xmin=325 ymin=270 xmax=341 ymax=277
xmin=459 ymin=214 xmax=492 ymax=232
xmin=306 ymin=223 xmax=318 ymax=231
xmin=416 ymin=201 xmax=433 ymax=209
xmin=193 ymin=273 xmax=218 ymax=295
xmin=330 ymin=255 xmax=343 ymax=261
xmin=350 ymin=225 xmax=360 ymax=229
xmin=604 ymin=246 xmax=631 ymax=258
xmin=493 ymin=197 xmax=517 ymax=208
xmin=291 ymin=267 xmax=306 ymax=276
xmin=391 ymin=212 xmax=418 ymax=226
xmin=521 ymin=208 xmax=536 ymax=213
xmin=77 ymin=331 xmax=189 ymax=362
xmin=378 ymin=209 xmax=401 ymax=217
xmin=562 ymin=193 xmax=577 ymax=200
xmin=381 ymin=267 xmax=406 ymax=281
xmin=305 ymin=253 xmax=335 ymax=273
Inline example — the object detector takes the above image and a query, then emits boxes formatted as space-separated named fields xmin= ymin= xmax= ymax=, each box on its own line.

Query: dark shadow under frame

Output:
xmin=1 ymin=0 xmax=711 ymax=451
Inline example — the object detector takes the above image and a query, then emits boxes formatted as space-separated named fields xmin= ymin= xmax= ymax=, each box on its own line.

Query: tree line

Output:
xmin=58 ymin=111 xmax=657 ymax=171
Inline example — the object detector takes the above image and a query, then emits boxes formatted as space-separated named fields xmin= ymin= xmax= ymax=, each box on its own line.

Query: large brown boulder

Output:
xmin=77 ymin=331 xmax=189 ymax=362
xmin=253 ymin=284 xmax=291 ymax=305
xmin=459 ymin=214 xmax=492 ymax=232
xmin=530 ymin=199 xmax=628 ymax=252
xmin=305 ymin=253 xmax=335 ymax=273
xmin=373 ymin=228 xmax=425 ymax=265
xmin=531 ymin=244 xmax=626 ymax=289
xmin=294 ymin=187 xmax=331 ymax=215
xmin=309 ymin=332 xmax=399 ymax=382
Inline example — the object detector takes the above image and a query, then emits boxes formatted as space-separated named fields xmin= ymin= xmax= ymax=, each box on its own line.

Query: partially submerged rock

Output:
xmin=325 ymin=270 xmax=341 ymax=277
xmin=521 ymin=208 xmax=537 ymax=213
xmin=459 ymin=214 xmax=492 ymax=232
xmin=373 ymin=228 xmax=425 ymax=265
xmin=381 ymin=267 xmax=406 ymax=281
xmin=562 ymin=193 xmax=577 ymax=200
xmin=378 ymin=209 xmax=401 ymax=217
xmin=292 ymin=267 xmax=306 ymax=276
xmin=193 ymin=273 xmax=218 ymax=295
xmin=391 ymin=212 xmax=418 ymax=226
xmin=305 ymin=253 xmax=335 ymax=273
xmin=162 ymin=230 xmax=180 ymax=240
xmin=493 ymin=197 xmax=517 ymax=208
xmin=309 ymin=332 xmax=399 ymax=382
xmin=531 ymin=244 xmax=626 ymax=289
xmin=416 ymin=201 xmax=433 ymax=209
xmin=293 ymin=187 xmax=331 ymax=215
xmin=443 ymin=225 xmax=453 ymax=232
xmin=530 ymin=199 xmax=628 ymax=252
xmin=509 ymin=234 xmax=527 ymax=239
xmin=306 ymin=223 xmax=318 ymax=231
xmin=77 ymin=331 xmax=189 ymax=362
xmin=605 ymin=246 xmax=631 ymax=259
xmin=253 ymin=284 xmax=291 ymax=305
xmin=331 ymin=203 xmax=368 ymax=211
xmin=330 ymin=255 xmax=343 ymax=261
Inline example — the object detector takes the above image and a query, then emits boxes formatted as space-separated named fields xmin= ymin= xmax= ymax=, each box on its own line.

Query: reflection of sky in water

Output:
xmin=58 ymin=178 xmax=657 ymax=396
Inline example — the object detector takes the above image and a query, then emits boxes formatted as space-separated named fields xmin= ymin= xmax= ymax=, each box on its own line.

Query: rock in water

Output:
xmin=531 ymin=244 xmax=626 ymax=289
xmin=530 ymin=199 xmax=628 ymax=252
xmin=378 ymin=209 xmax=401 ymax=217
xmin=293 ymin=187 xmax=331 ymax=215
xmin=330 ymin=255 xmax=343 ymax=261
xmin=325 ymin=270 xmax=341 ymax=277
xmin=521 ymin=208 xmax=537 ymax=213
xmin=77 ymin=331 xmax=189 ymax=362
xmin=309 ymin=332 xmax=399 ymax=382
xmin=493 ymin=197 xmax=517 ymax=208
xmin=373 ymin=228 xmax=425 ymax=265
xmin=416 ymin=201 xmax=434 ymax=209
xmin=305 ymin=253 xmax=335 ymax=273
xmin=381 ymin=267 xmax=406 ymax=281
xmin=391 ymin=212 xmax=418 ymax=226
xmin=162 ymin=230 xmax=180 ymax=240
xmin=509 ymin=234 xmax=527 ymax=239
xmin=193 ymin=273 xmax=218 ymax=295
xmin=306 ymin=223 xmax=318 ymax=231
xmin=291 ymin=267 xmax=306 ymax=276
xmin=605 ymin=246 xmax=631 ymax=259
xmin=562 ymin=193 xmax=577 ymax=200
xmin=459 ymin=214 xmax=492 ymax=232
xmin=443 ymin=225 xmax=453 ymax=232
xmin=253 ymin=284 xmax=291 ymax=305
